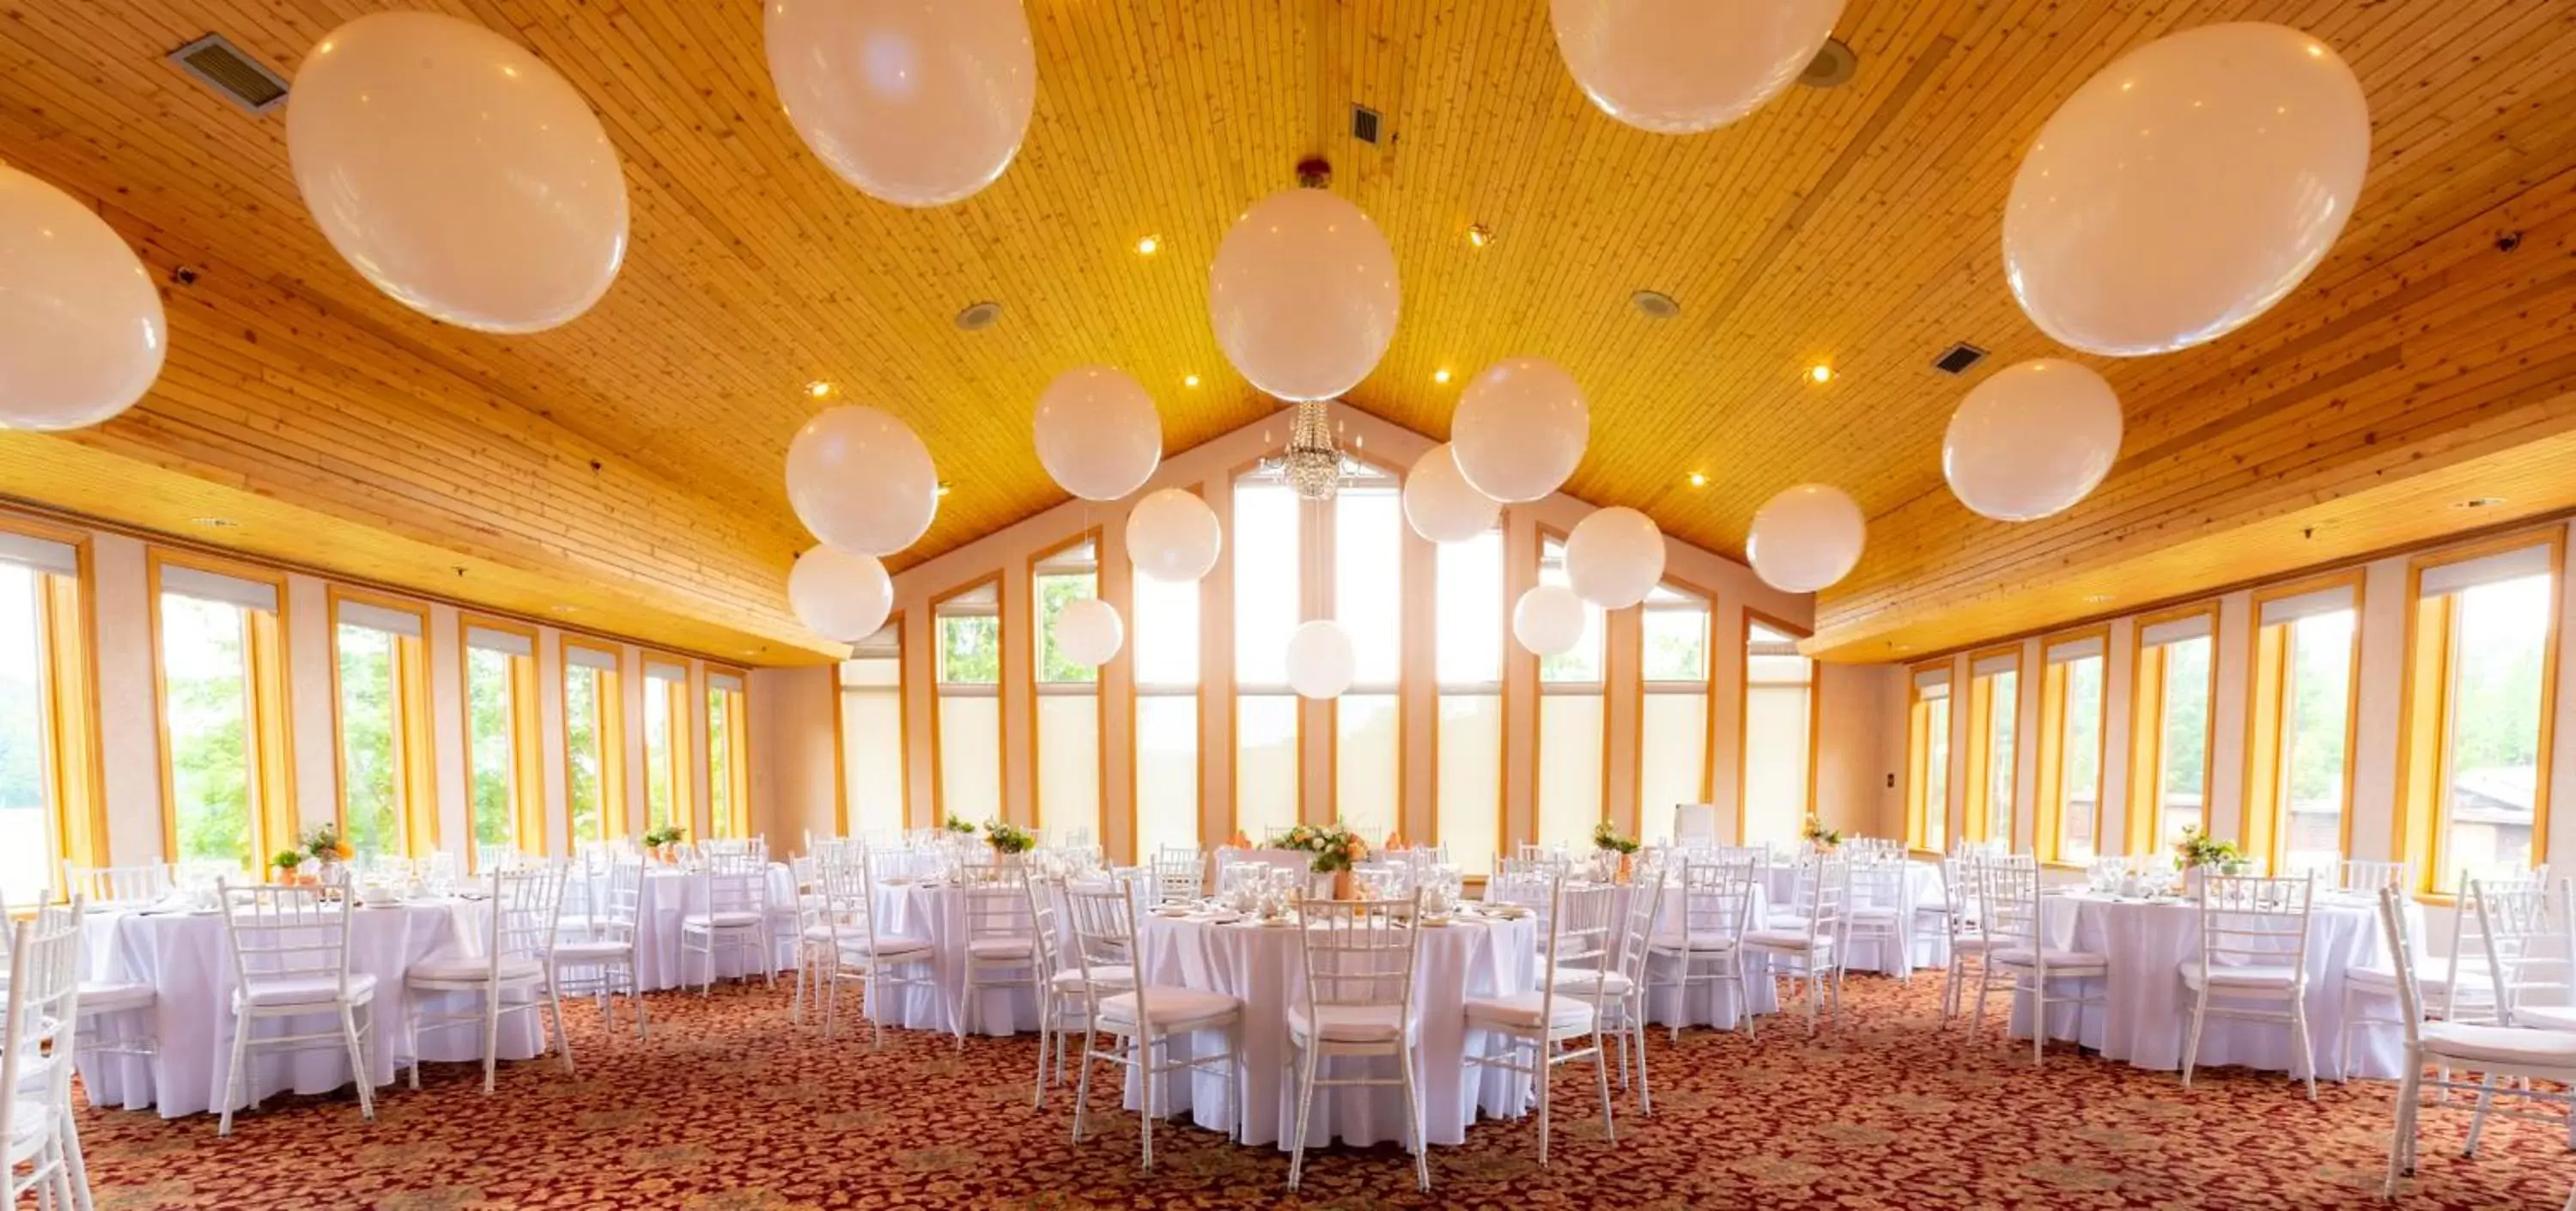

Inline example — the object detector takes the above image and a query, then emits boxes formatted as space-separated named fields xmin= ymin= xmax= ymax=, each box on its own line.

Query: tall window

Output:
xmin=934 ymin=582 xmax=1002 ymax=825
xmin=0 ymin=527 xmax=99 ymax=904
xmin=1965 ymin=650 xmax=2020 ymax=849
xmin=330 ymin=594 xmax=433 ymax=861
xmin=641 ymin=660 xmax=691 ymax=837
xmin=707 ymin=668 xmax=749 ymax=838
xmin=1234 ymin=475 xmax=1301 ymax=842
xmin=1740 ymin=612 xmax=1812 ymax=846
xmin=1034 ymin=540 xmax=1102 ymax=846
xmin=839 ymin=624 xmax=906 ymax=840
xmin=2402 ymin=539 xmax=2561 ymax=894
xmin=2129 ymin=606 xmax=2216 ymax=855
xmin=1638 ymin=585 xmax=1711 ymax=837
xmin=2035 ymin=634 xmax=2105 ymax=864
xmin=2245 ymin=580 xmax=2360 ymax=877
xmin=1333 ymin=472 xmax=1402 ymax=842
xmin=1535 ymin=537 xmax=1604 ymax=851
xmin=563 ymin=642 xmax=626 ymax=844
xmin=1133 ymin=557 xmax=1200 ymax=859
xmin=1435 ymin=527 xmax=1504 ymax=876
xmin=1906 ymin=669 xmax=1952 ymax=853
xmin=153 ymin=557 xmax=295 ymax=870
xmin=465 ymin=620 xmax=543 ymax=862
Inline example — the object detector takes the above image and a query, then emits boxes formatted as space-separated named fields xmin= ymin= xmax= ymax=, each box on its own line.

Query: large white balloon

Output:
xmin=1747 ymin=484 xmax=1866 ymax=593
xmin=0 ymin=167 xmax=165 ymax=430
xmin=1451 ymin=357 xmax=1589 ymax=502
xmin=1551 ymin=0 xmax=1847 ymax=134
xmin=1944 ymin=360 xmax=2123 ymax=522
xmin=786 ymin=406 xmax=939 ymax=555
xmin=787 ymin=545 xmax=893 ymax=642
xmin=1208 ymin=189 xmax=1400 ymax=402
xmin=1051 ymin=596 xmax=1124 ymax=667
xmin=1125 ymin=488 xmax=1221 ymax=583
xmin=1512 ymin=584 xmax=1588 ymax=657
xmin=1284 ymin=620 xmax=1356 ymax=701
xmin=1033 ymin=366 xmax=1160 ymax=501
xmin=289 ymin=11 xmax=629 ymax=333
xmin=1565 ymin=507 xmax=1666 ymax=609
xmin=1401 ymin=443 xmax=1502 ymax=544
xmin=2004 ymin=23 xmax=2370 ymax=356
xmin=764 ymin=0 xmax=1036 ymax=208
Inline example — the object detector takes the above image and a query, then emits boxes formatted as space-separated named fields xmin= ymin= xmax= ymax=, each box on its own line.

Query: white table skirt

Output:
xmin=76 ymin=901 xmax=542 ymax=1118
xmin=863 ymin=880 xmax=1039 ymax=1036
xmin=1122 ymin=912 xmax=1539 ymax=1150
xmin=2007 ymin=892 xmax=2409 ymax=1078
xmin=628 ymin=863 xmax=799 ymax=992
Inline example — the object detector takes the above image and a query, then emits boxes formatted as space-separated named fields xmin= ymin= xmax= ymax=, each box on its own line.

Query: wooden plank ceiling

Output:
xmin=2 ymin=0 xmax=2571 ymax=664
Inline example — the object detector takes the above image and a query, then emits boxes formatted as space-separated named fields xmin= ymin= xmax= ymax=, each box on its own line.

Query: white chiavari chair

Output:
xmin=59 ymin=862 xmax=170 ymax=908
xmin=1151 ymin=846 xmax=1204 ymax=906
xmin=3 ymin=904 xmax=83 ymax=1210
xmin=1463 ymin=877 xmax=1617 ymax=1166
xmin=473 ymin=843 xmax=527 ymax=873
xmin=1065 ymin=884 xmax=1242 ymax=1171
xmin=1644 ymin=856 xmax=1756 ymax=1044
xmin=682 ymin=853 xmax=774 ymax=995
xmin=1564 ymin=853 xmax=1668 ymax=1109
xmin=405 ymin=864 xmax=568 ymax=1092
xmin=956 ymin=882 xmax=1037 ymax=1049
xmin=1288 ymin=894 xmax=1430 ymax=1193
xmin=2179 ymin=873 xmax=2319 ymax=1098
xmin=1936 ymin=855 xmax=1996 ymax=1025
xmin=1975 ymin=861 xmax=2105 ymax=1065
xmin=551 ymin=858 xmax=647 ymax=1039
xmin=1844 ymin=855 xmax=1912 ymax=983
xmin=215 ymin=879 xmax=377 ymax=1135
xmin=2338 ymin=874 xmax=2493 ymax=1081
xmin=1745 ymin=856 xmax=1850 ymax=1032
xmin=2450 ymin=876 xmax=2576 ymax=1157
xmin=2332 ymin=858 xmax=2411 ymax=894
xmin=1026 ymin=873 xmax=1132 ymax=1108
xmin=803 ymin=849 xmax=939 ymax=1046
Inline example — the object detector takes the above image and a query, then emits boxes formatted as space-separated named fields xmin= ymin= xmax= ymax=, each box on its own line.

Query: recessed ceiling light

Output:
xmin=1432 ymin=368 xmax=1452 ymax=385
xmin=805 ymin=380 xmax=834 ymax=399
xmin=1808 ymin=364 xmax=1833 ymax=384
xmin=2455 ymin=496 xmax=2507 ymax=509
xmin=1466 ymin=223 xmax=1492 ymax=248
xmin=1686 ymin=472 xmax=1708 ymax=488
xmin=191 ymin=516 xmax=237 ymax=528
xmin=1631 ymin=289 xmax=1680 ymax=319
xmin=2084 ymin=593 xmax=2115 ymax=604
xmin=954 ymin=301 xmax=1003 ymax=332
xmin=551 ymin=604 xmax=578 ymax=614
xmin=936 ymin=482 xmax=954 ymax=497
xmin=1134 ymin=235 xmax=1160 ymax=256
xmin=1183 ymin=374 xmax=1201 ymax=388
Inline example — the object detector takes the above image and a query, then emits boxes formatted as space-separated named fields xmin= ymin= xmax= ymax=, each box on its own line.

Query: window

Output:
xmin=2128 ymin=606 xmax=2216 ymax=855
xmin=2245 ymin=579 xmax=2360 ymax=877
xmin=1638 ymin=584 xmax=1712 ymax=837
xmin=934 ymin=582 xmax=1002 ymax=826
xmin=2401 ymin=538 xmax=2561 ymax=895
xmin=1435 ymin=527 xmax=1504 ymax=876
xmin=0 ymin=526 xmax=100 ymax=904
xmin=1133 ymin=556 xmax=1200 ymax=860
xmin=1535 ymin=537 xmax=1604 ymax=852
xmin=1034 ymin=539 xmax=1102 ymax=847
xmin=641 ymin=660 xmax=692 ymax=837
xmin=1234 ymin=475 xmax=1301 ymax=842
xmin=839 ymin=623 xmax=906 ymax=840
xmin=329 ymin=593 xmax=434 ymax=861
xmin=464 ymin=619 xmax=544 ymax=862
xmin=1906 ymin=669 xmax=1952 ymax=853
xmin=1740 ymin=611 xmax=1812 ymax=846
xmin=152 ymin=556 xmax=295 ymax=870
xmin=563 ymin=642 xmax=627 ymax=844
xmin=1333 ymin=472 xmax=1402 ymax=842
xmin=707 ymin=668 xmax=749 ymax=838
xmin=2035 ymin=633 xmax=2106 ymax=864
xmin=1965 ymin=649 xmax=2020 ymax=849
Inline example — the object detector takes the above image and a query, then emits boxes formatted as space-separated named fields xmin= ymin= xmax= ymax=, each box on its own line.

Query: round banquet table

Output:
xmin=1121 ymin=910 xmax=1539 ymax=1150
xmin=864 ymin=879 xmax=1042 ymax=1037
xmin=623 ymin=862 xmax=799 ymax=992
xmin=75 ymin=899 xmax=543 ymax=1118
xmin=2007 ymin=889 xmax=2414 ymax=1079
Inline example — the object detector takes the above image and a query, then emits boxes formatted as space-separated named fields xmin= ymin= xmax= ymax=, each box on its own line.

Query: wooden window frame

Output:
xmin=638 ymin=651 xmax=696 ymax=840
xmin=2034 ymin=627 xmax=2110 ymax=868
xmin=930 ymin=575 xmax=1005 ymax=831
xmin=1904 ymin=667 xmax=1951 ymax=856
xmin=2241 ymin=572 xmax=2365 ymax=876
xmin=562 ymin=637 xmax=628 ymax=843
xmin=1029 ymin=531 xmax=1105 ymax=843
xmin=460 ymin=614 xmax=545 ymax=866
xmin=835 ymin=612 xmax=906 ymax=842
xmin=0 ymin=514 xmax=107 ymax=885
xmin=704 ymin=663 xmax=751 ymax=839
xmin=1228 ymin=469 xmax=1303 ymax=843
xmin=1735 ymin=604 xmax=1815 ymax=846
xmin=1531 ymin=528 xmax=1608 ymax=850
xmin=2124 ymin=600 xmax=2221 ymax=859
xmin=326 ymin=587 xmax=437 ymax=859
xmin=1962 ymin=645 xmax=2022 ymax=849
xmin=146 ymin=548 xmax=296 ymax=870
xmin=1429 ymin=521 xmax=1508 ymax=876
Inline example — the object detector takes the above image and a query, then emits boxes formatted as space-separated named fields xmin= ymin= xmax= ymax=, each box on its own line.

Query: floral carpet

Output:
xmin=63 ymin=975 xmax=2575 ymax=1210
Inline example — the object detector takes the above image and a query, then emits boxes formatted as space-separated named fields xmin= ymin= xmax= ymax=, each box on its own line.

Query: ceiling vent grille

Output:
xmin=1350 ymin=104 xmax=1382 ymax=144
xmin=169 ymin=33 xmax=289 ymax=115
xmin=1933 ymin=342 xmax=1989 ymax=375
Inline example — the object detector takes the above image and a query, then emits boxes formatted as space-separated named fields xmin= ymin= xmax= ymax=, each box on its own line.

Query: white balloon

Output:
xmin=1051 ymin=596 xmax=1124 ymax=667
xmin=2004 ymin=23 xmax=2370 ymax=356
xmin=1034 ymin=366 xmax=1160 ymax=501
xmin=1565 ymin=507 xmax=1666 ymax=609
xmin=764 ymin=0 xmax=1036 ymax=208
xmin=1451 ymin=357 xmax=1589 ymax=502
xmin=786 ymin=406 xmax=939 ymax=555
xmin=1551 ymin=0 xmax=1847 ymax=134
xmin=1400 ymin=443 xmax=1502 ymax=544
xmin=1512 ymin=584 xmax=1588 ymax=657
xmin=1285 ymin=619 xmax=1356 ymax=701
xmin=289 ymin=11 xmax=629 ymax=333
xmin=0 ymin=167 xmax=165 ymax=430
xmin=1747 ymin=484 xmax=1866 ymax=593
xmin=1944 ymin=360 xmax=2123 ymax=522
xmin=1208 ymin=189 xmax=1400 ymax=402
xmin=787 ymin=545 xmax=893 ymax=642
xmin=1125 ymin=488 xmax=1221 ymax=583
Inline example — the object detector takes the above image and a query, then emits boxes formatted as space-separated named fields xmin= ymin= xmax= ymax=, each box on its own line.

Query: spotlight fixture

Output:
xmin=1183 ymin=374 xmax=1202 ymax=388
xmin=1809 ymin=364 xmax=1833 ymax=384
xmin=1466 ymin=223 xmax=1492 ymax=248
xmin=1686 ymin=472 xmax=1708 ymax=488
xmin=1432 ymin=368 xmax=1453 ymax=385
xmin=1631 ymin=289 xmax=1680 ymax=319
xmin=804 ymin=380 xmax=834 ymax=399
xmin=936 ymin=482 xmax=955 ymax=497
xmin=1134 ymin=235 xmax=1160 ymax=256
xmin=954 ymin=301 xmax=1003 ymax=332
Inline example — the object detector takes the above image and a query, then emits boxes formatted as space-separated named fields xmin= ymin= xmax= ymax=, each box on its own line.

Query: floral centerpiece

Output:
xmin=2172 ymin=825 xmax=2248 ymax=890
xmin=270 ymin=849 xmax=307 ymax=884
xmin=1282 ymin=821 xmax=1369 ymax=898
xmin=1800 ymin=813 xmax=1843 ymax=853
xmin=301 ymin=824 xmax=353 ymax=886
xmin=983 ymin=819 xmax=1035 ymax=856
xmin=1591 ymin=820 xmax=1640 ymax=883
xmin=641 ymin=825 xmax=685 ymax=861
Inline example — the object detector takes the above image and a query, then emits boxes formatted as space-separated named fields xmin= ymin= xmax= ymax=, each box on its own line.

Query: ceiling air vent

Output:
xmin=1932 ymin=342 xmax=1989 ymax=375
xmin=169 ymin=33 xmax=289 ymax=115
xmin=1350 ymin=104 xmax=1382 ymax=145
xmin=954 ymin=301 xmax=1003 ymax=332
xmin=1799 ymin=39 xmax=1859 ymax=89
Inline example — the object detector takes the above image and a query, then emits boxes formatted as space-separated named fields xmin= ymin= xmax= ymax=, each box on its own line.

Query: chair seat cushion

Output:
xmin=2178 ymin=961 xmax=2301 ymax=990
xmin=77 ymin=981 xmax=155 ymax=1014
xmin=1765 ymin=914 xmax=1811 ymax=931
xmin=7 ymin=1103 xmax=43 ymax=1146
xmin=1991 ymin=946 xmax=2108 ymax=971
xmin=823 ymin=933 xmax=932 ymax=959
xmin=2421 ymin=1021 xmax=2576 ymax=1068
xmin=1550 ymin=968 xmax=1637 ymax=998
xmin=240 ymin=971 xmax=378 ymax=1007
xmin=1098 ymin=986 xmax=1240 ymax=1026
xmin=1743 ymin=928 xmax=1831 ymax=951
xmin=1646 ymin=931 xmax=1737 ymax=953
xmin=1849 ymin=906 xmax=1903 ymax=922
xmin=683 ymin=910 xmax=763 ymax=930
xmin=550 ymin=940 xmax=634 ymax=963
xmin=2516 ymin=1005 xmax=2576 ymax=1031
xmin=1050 ymin=964 xmax=1135 ymax=993
xmin=2347 ymin=957 xmax=2488 ymax=995
xmin=1289 ymin=1003 xmax=1411 ymax=1044
xmin=410 ymin=955 xmax=545 ymax=984
xmin=967 ymin=938 xmax=1034 ymax=960
xmin=1464 ymin=991 xmax=1596 ymax=1032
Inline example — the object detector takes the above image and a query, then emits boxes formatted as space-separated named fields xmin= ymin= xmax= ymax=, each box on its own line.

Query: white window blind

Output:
xmin=643 ymin=660 xmax=688 ymax=684
xmin=565 ymin=645 xmax=620 ymax=672
xmin=161 ymin=565 xmax=277 ymax=612
xmin=1971 ymin=653 xmax=2019 ymax=679
xmin=337 ymin=600 xmax=422 ymax=638
xmin=2421 ymin=545 xmax=2553 ymax=598
xmin=708 ymin=672 xmax=744 ymax=694
xmin=0 ymin=532 xmax=76 ymax=576
xmin=2141 ymin=613 xmax=2214 ymax=647
xmin=465 ymin=625 xmax=533 ymax=657
xmin=2259 ymin=585 xmax=2356 ymax=627
xmin=1913 ymin=668 xmax=1951 ymax=692
xmin=2045 ymin=636 xmax=2104 ymax=664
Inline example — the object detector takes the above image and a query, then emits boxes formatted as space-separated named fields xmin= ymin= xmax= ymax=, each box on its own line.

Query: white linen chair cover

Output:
xmin=215 ymin=879 xmax=377 ymax=1135
xmin=1287 ymin=895 xmax=1429 ymax=1193
xmin=2179 ymin=873 xmax=2319 ymax=1098
xmin=1462 ymin=877 xmax=1617 ymax=1167
xmin=1064 ymin=883 xmax=1242 ymax=1171
xmin=405 ymin=864 xmax=569 ymax=1093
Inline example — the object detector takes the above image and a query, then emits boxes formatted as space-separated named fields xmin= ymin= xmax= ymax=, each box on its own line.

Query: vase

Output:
xmin=1618 ymin=852 xmax=1634 ymax=885
xmin=1334 ymin=868 xmax=1355 ymax=900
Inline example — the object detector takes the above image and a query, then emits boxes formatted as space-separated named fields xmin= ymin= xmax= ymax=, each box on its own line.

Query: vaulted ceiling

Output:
xmin=3 ymin=0 xmax=2573 ymax=665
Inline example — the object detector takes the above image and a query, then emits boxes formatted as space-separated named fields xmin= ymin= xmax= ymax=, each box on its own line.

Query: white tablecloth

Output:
xmin=863 ymin=880 xmax=1039 ymax=1036
xmin=2008 ymin=891 xmax=2409 ymax=1078
xmin=76 ymin=900 xmax=542 ymax=1118
xmin=625 ymin=863 xmax=799 ymax=992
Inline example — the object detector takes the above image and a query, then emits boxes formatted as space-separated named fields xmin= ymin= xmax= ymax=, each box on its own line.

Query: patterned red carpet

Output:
xmin=64 ymin=975 xmax=2575 ymax=1210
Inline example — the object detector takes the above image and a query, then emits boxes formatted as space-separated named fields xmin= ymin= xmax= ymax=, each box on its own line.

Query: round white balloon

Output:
xmin=1747 ymin=484 xmax=1866 ymax=593
xmin=1944 ymin=359 xmax=2123 ymax=522
xmin=1551 ymin=0 xmax=1847 ymax=134
xmin=764 ymin=0 xmax=1036 ymax=208
xmin=1512 ymin=584 xmax=1588 ymax=657
xmin=787 ymin=545 xmax=893 ymax=642
xmin=289 ymin=11 xmax=629 ymax=333
xmin=1125 ymin=487 xmax=1221 ymax=583
xmin=1451 ymin=357 xmax=1589 ymax=502
xmin=0 ymin=167 xmax=166 ymax=431
xmin=1400 ymin=443 xmax=1502 ymax=544
xmin=2004 ymin=22 xmax=2370 ymax=356
xmin=1208 ymin=188 xmax=1400 ymax=402
xmin=1051 ymin=596 xmax=1124 ymax=667
xmin=1564 ymin=507 xmax=1666 ymax=609
xmin=785 ymin=406 xmax=939 ymax=555
xmin=1284 ymin=620 xmax=1357 ymax=700
xmin=1033 ymin=366 xmax=1161 ymax=501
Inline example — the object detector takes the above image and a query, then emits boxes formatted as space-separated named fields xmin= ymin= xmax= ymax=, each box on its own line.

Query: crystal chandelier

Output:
xmin=1261 ymin=399 xmax=1360 ymax=502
